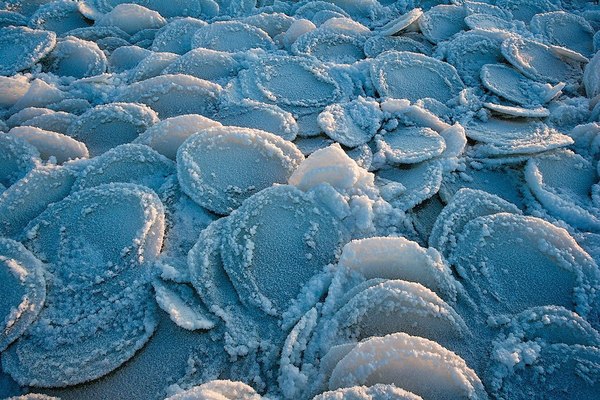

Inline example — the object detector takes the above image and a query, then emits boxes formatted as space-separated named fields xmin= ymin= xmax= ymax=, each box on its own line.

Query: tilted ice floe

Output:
xmin=0 ymin=26 xmax=55 ymax=76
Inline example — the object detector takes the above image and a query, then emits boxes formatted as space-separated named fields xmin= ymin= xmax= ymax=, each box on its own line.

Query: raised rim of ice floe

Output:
xmin=0 ymin=238 xmax=46 ymax=352
xmin=237 ymin=54 xmax=347 ymax=108
xmin=2 ymin=275 xmax=158 ymax=388
xmin=463 ymin=1 xmax=513 ymax=19
xmin=327 ymin=280 xmax=467 ymax=344
xmin=215 ymin=99 xmax=298 ymax=141
xmin=377 ymin=126 xmax=446 ymax=164
xmin=222 ymin=185 xmax=347 ymax=315
xmin=94 ymin=3 xmax=166 ymax=36
xmin=8 ymin=126 xmax=89 ymax=163
xmin=494 ymin=0 xmax=560 ymax=22
xmin=525 ymin=149 xmax=600 ymax=232
xmin=464 ymin=117 xmax=571 ymax=148
xmin=24 ymin=111 xmax=77 ymax=135
xmin=429 ymin=188 xmax=522 ymax=258
xmin=370 ymin=51 xmax=464 ymax=104
xmin=0 ymin=165 xmax=76 ymax=239
xmin=134 ymin=114 xmax=222 ymax=160
xmin=483 ymin=102 xmax=550 ymax=118
xmin=0 ymin=10 xmax=28 ymax=27
xmin=463 ymin=13 xmax=524 ymax=34
xmin=0 ymin=26 xmax=56 ymax=76
xmin=377 ymin=8 xmax=422 ymax=36
xmin=293 ymin=1 xmax=350 ymax=21
xmin=67 ymin=101 xmax=159 ymax=156
xmin=161 ymin=47 xmax=240 ymax=84
xmin=417 ymin=4 xmax=467 ymax=44
xmin=0 ymin=133 xmax=41 ymax=187
xmin=376 ymin=159 xmax=444 ymax=210
xmin=72 ymin=143 xmax=175 ymax=193
xmin=363 ymin=35 xmax=432 ymax=58
xmin=530 ymin=11 xmax=594 ymax=58
xmin=22 ymin=183 xmax=165 ymax=274
xmin=314 ymin=385 xmax=422 ymax=400
xmin=6 ymin=107 xmax=54 ymax=129
xmin=328 ymin=332 xmax=486 ymax=398
xmin=191 ymin=21 xmax=275 ymax=53
xmin=117 ymin=74 xmax=222 ymax=119
xmin=63 ymin=25 xmax=131 ymax=41
xmin=128 ymin=51 xmax=178 ymax=83
xmin=480 ymin=63 xmax=565 ymax=106
xmin=241 ymin=12 xmax=295 ymax=38
xmin=451 ymin=212 xmax=600 ymax=318
xmin=501 ymin=35 xmax=584 ymax=84
xmin=338 ymin=236 xmax=459 ymax=301
xmin=317 ymin=97 xmax=382 ymax=147
xmin=188 ymin=219 xmax=246 ymax=320
xmin=43 ymin=36 xmax=107 ymax=79
xmin=177 ymin=126 xmax=304 ymax=215
xmin=291 ymin=29 xmax=367 ymax=64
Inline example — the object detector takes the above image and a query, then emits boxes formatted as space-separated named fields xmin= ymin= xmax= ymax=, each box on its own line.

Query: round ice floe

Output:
xmin=192 ymin=21 xmax=274 ymax=53
xmin=162 ymin=48 xmax=241 ymax=84
xmin=242 ymin=12 xmax=295 ymax=38
xmin=134 ymin=114 xmax=221 ymax=159
xmin=377 ymin=8 xmax=422 ymax=36
xmin=294 ymin=1 xmax=349 ymax=21
xmin=338 ymin=237 xmax=458 ymax=301
xmin=108 ymin=45 xmax=151 ymax=73
xmin=377 ymin=126 xmax=445 ymax=164
xmin=376 ymin=160 xmax=443 ymax=210
xmin=481 ymin=64 xmax=564 ymax=107
xmin=418 ymin=5 xmax=467 ymax=44
xmin=73 ymin=143 xmax=175 ymax=193
xmin=370 ymin=51 xmax=464 ymax=103
xmin=2 ymin=274 xmax=158 ymax=388
xmin=0 ymin=75 xmax=31 ymax=109
xmin=0 ymin=238 xmax=46 ymax=352
xmin=23 ymin=182 xmax=165 ymax=280
xmin=328 ymin=333 xmax=486 ymax=399
xmin=8 ymin=126 xmax=88 ymax=163
xmin=24 ymin=111 xmax=77 ymax=135
xmin=222 ymin=185 xmax=347 ymax=315
xmin=451 ymin=213 xmax=600 ymax=318
xmin=429 ymin=188 xmax=521 ymax=258
xmin=166 ymin=380 xmax=261 ymax=400
xmin=237 ymin=54 xmax=346 ymax=109
xmin=177 ymin=126 xmax=304 ymax=215
xmin=65 ymin=24 xmax=130 ymax=42
xmin=0 ymin=10 xmax=28 ymax=28
xmin=6 ymin=107 xmax=54 ymax=128
xmin=494 ymin=0 xmax=559 ymax=22
xmin=43 ymin=36 xmax=107 ymax=78
xmin=530 ymin=12 xmax=594 ymax=58
xmin=465 ymin=117 xmax=572 ymax=156
xmin=525 ymin=150 xmax=600 ymax=232
xmin=318 ymin=97 xmax=382 ymax=147
xmin=118 ymin=74 xmax=222 ymax=119
xmin=363 ymin=36 xmax=432 ymax=58
xmin=128 ymin=51 xmax=178 ymax=82
xmin=501 ymin=36 xmax=583 ymax=85
xmin=67 ymin=102 xmax=159 ymax=156
xmin=0 ymin=26 xmax=56 ymax=76
xmin=314 ymin=385 xmax=422 ymax=400
xmin=151 ymin=17 xmax=207 ymax=54
xmin=463 ymin=13 xmax=525 ymax=34
xmin=9 ymin=79 xmax=66 ymax=113
xmin=328 ymin=280 xmax=466 ymax=344
xmin=95 ymin=4 xmax=166 ymax=35
xmin=291 ymin=29 xmax=366 ymax=64
xmin=28 ymin=0 xmax=90 ymax=35
xmin=444 ymin=31 xmax=504 ymax=86
xmin=0 ymin=165 xmax=76 ymax=238
xmin=0 ymin=133 xmax=41 ymax=187
xmin=214 ymin=100 xmax=298 ymax=141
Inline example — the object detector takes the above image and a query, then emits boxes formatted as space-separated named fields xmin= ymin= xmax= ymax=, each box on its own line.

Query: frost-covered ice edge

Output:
xmin=1 ymin=0 xmax=600 ymax=399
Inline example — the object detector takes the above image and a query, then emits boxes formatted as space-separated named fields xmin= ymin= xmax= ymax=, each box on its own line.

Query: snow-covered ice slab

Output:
xmin=192 ymin=21 xmax=274 ymax=53
xmin=370 ymin=51 xmax=464 ymax=103
xmin=151 ymin=17 xmax=207 ymax=55
xmin=0 ymin=133 xmax=41 ymax=187
xmin=314 ymin=385 xmax=422 ymax=400
xmin=0 ymin=238 xmax=46 ymax=352
xmin=418 ymin=5 xmax=467 ymax=44
xmin=530 ymin=11 xmax=594 ymax=58
xmin=318 ymin=97 xmax=381 ymax=147
xmin=376 ymin=126 xmax=445 ymax=164
xmin=166 ymin=380 xmax=261 ymax=400
xmin=43 ymin=36 xmax=107 ymax=79
xmin=177 ymin=126 xmax=304 ymax=215
xmin=8 ymin=126 xmax=89 ymax=163
xmin=162 ymin=48 xmax=240 ymax=84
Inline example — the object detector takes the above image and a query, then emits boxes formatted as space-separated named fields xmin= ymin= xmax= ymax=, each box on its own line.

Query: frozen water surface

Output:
xmin=1 ymin=0 xmax=600 ymax=398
